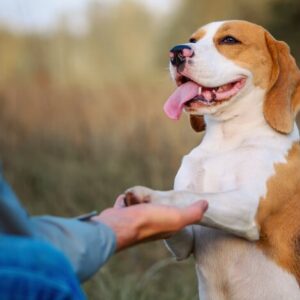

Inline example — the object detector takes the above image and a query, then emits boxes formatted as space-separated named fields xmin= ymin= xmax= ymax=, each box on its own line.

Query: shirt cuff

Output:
xmin=31 ymin=216 xmax=117 ymax=282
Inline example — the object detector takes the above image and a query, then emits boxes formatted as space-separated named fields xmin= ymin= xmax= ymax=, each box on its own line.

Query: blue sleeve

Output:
xmin=31 ymin=216 xmax=116 ymax=282
xmin=0 ymin=174 xmax=116 ymax=282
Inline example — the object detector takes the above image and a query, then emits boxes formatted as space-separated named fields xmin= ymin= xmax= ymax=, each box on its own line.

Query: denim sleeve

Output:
xmin=0 ymin=174 xmax=116 ymax=282
xmin=31 ymin=216 xmax=116 ymax=282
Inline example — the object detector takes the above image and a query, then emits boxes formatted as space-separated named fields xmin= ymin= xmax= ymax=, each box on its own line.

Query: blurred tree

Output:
xmin=266 ymin=0 xmax=300 ymax=63
xmin=84 ymin=0 xmax=157 ymax=85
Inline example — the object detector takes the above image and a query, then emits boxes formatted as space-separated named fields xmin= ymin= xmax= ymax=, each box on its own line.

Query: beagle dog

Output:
xmin=125 ymin=20 xmax=300 ymax=299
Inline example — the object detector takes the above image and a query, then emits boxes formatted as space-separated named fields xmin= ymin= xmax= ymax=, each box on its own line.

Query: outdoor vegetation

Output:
xmin=0 ymin=0 xmax=299 ymax=299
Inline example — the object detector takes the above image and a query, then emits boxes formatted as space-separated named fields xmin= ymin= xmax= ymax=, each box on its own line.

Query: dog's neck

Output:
xmin=199 ymin=87 xmax=299 ymax=152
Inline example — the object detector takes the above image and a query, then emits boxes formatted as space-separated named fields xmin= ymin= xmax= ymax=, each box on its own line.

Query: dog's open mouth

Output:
xmin=164 ymin=75 xmax=246 ymax=120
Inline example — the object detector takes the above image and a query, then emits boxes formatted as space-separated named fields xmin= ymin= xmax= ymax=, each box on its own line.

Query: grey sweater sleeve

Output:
xmin=0 ymin=174 xmax=116 ymax=282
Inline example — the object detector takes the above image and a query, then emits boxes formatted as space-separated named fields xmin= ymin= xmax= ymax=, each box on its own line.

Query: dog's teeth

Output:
xmin=198 ymin=87 xmax=202 ymax=94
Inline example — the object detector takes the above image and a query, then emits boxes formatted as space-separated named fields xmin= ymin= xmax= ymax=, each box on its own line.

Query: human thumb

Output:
xmin=180 ymin=200 xmax=208 ymax=225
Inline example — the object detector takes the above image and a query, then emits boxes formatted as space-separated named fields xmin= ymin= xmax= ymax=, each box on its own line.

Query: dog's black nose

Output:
xmin=169 ymin=45 xmax=194 ymax=67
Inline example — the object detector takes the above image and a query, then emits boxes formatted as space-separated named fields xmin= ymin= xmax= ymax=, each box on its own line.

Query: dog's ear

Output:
xmin=190 ymin=115 xmax=206 ymax=132
xmin=264 ymin=31 xmax=300 ymax=134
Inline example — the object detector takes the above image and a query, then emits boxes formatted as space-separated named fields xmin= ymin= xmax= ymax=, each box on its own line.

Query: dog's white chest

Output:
xmin=174 ymin=150 xmax=239 ymax=193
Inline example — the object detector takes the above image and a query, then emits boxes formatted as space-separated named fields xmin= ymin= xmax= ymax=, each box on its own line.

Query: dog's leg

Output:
xmin=164 ymin=226 xmax=195 ymax=260
xmin=125 ymin=186 xmax=259 ymax=241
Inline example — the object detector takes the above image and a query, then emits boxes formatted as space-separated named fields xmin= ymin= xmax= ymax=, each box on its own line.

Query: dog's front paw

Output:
xmin=124 ymin=186 xmax=154 ymax=207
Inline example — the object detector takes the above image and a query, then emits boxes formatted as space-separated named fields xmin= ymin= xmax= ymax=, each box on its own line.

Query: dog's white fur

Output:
xmin=126 ymin=21 xmax=300 ymax=299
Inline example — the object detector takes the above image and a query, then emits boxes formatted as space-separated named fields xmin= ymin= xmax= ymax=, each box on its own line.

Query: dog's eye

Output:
xmin=189 ymin=38 xmax=197 ymax=43
xmin=219 ymin=35 xmax=241 ymax=45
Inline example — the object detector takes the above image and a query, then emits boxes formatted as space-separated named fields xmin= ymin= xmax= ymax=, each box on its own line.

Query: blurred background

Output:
xmin=0 ymin=0 xmax=299 ymax=299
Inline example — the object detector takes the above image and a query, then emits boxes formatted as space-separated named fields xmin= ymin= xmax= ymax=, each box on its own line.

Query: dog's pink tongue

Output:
xmin=164 ymin=81 xmax=199 ymax=120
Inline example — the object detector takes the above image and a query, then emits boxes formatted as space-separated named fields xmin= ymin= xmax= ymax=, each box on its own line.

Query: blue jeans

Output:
xmin=0 ymin=235 xmax=86 ymax=300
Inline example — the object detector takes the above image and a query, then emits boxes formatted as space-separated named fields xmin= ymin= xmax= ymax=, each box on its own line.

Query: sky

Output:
xmin=0 ymin=0 xmax=174 ymax=33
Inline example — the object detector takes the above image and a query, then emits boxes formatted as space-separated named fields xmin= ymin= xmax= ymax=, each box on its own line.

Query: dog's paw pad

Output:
xmin=124 ymin=187 xmax=152 ymax=207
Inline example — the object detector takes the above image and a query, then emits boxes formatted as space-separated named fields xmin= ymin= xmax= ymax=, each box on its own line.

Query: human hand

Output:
xmin=92 ymin=195 xmax=208 ymax=251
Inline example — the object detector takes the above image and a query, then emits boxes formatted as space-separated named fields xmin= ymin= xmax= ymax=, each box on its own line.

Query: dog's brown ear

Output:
xmin=264 ymin=32 xmax=300 ymax=134
xmin=190 ymin=115 xmax=206 ymax=132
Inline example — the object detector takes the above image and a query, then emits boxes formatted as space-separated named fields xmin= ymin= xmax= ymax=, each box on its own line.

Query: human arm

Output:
xmin=30 ymin=195 xmax=208 ymax=280
xmin=0 ymin=174 xmax=116 ymax=282
xmin=30 ymin=215 xmax=116 ymax=282
xmin=0 ymin=173 xmax=208 ymax=282
xmin=92 ymin=195 xmax=208 ymax=251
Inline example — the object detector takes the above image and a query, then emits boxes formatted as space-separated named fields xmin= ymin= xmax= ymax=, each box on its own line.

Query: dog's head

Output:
xmin=164 ymin=20 xmax=300 ymax=134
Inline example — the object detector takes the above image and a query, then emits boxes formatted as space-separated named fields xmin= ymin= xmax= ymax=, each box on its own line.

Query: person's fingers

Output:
xmin=179 ymin=200 xmax=208 ymax=226
xmin=114 ymin=194 xmax=126 ymax=208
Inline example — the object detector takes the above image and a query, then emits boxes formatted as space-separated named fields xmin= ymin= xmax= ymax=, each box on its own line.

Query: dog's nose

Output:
xmin=169 ymin=45 xmax=194 ymax=67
